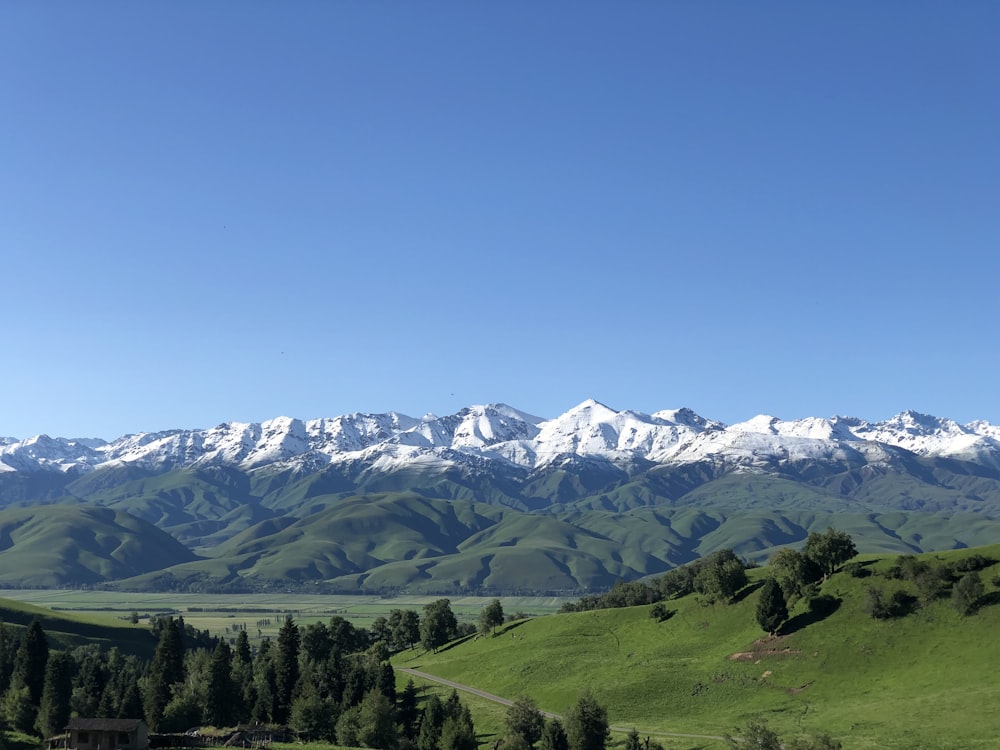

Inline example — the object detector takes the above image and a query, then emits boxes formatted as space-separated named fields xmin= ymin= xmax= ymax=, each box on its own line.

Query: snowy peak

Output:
xmin=3 ymin=403 xmax=1000 ymax=476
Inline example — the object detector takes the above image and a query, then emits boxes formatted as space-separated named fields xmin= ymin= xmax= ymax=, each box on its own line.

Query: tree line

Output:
xmin=0 ymin=598 xmax=490 ymax=749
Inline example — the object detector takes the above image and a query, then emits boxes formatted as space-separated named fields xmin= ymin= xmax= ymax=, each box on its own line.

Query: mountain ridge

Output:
xmin=3 ymin=400 xmax=1000 ymax=593
xmin=3 ymin=400 xmax=999 ymax=476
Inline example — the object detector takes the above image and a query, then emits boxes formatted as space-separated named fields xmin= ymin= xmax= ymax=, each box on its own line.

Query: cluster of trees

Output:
xmin=754 ymin=528 xmax=858 ymax=635
xmin=560 ymin=549 xmax=753 ymax=614
xmin=562 ymin=528 xmax=859 ymax=622
xmin=725 ymin=717 xmax=841 ymax=750
xmin=859 ymin=552 xmax=993 ymax=619
xmin=496 ymin=691 xmax=614 ymax=750
xmin=0 ymin=598 xmax=483 ymax=749
xmin=0 ymin=620 xmax=147 ymax=739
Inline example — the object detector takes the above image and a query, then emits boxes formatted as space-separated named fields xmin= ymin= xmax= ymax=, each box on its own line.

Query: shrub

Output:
xmin=952 ymin=572 xmax=985 ymax=616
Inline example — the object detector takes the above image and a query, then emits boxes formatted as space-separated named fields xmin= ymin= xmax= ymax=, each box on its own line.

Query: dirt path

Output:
xmin=395 ymin=666 xmax=727 ymax=743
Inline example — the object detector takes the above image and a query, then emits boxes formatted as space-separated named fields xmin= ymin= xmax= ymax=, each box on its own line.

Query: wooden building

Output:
xmin=60 ymin=718 xmax=149 ymax=750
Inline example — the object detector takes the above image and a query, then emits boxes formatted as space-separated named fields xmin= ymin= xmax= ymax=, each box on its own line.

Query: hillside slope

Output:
xmin=394 ymin=545 xmax=1000 ymax=750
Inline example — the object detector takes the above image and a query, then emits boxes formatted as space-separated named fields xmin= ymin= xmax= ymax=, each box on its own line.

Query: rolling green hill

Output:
xmin=0 ymin=596 xmax=156 ymax=657
xmin=3 ymin=492 xmax=998 ymax=592
xmin=393 ymin=544 xmax=1000 ymax=750
xmin=0 ymin=505 xmax=197 ymax=586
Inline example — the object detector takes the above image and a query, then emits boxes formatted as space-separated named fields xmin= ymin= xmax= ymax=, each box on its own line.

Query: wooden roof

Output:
xmin=67 ymin=719 xmax=145 ymax=732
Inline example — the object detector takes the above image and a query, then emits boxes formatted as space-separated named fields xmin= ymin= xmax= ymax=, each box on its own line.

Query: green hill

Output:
xmin=0 ymin=504 xmax=198 ymax=586
xmin=393 ymin=544 xmax=1000 ymax=749
xmin=0 ymin=597 xmax=156 ymax=658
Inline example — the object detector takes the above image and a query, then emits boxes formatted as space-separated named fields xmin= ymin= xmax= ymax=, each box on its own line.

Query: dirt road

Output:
xmin=395 ymin=666 xmax=727 ymax=743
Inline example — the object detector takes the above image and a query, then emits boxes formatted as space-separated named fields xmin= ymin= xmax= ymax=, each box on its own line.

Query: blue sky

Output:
xmin=2 ymin=2 xmax=998 ymax=439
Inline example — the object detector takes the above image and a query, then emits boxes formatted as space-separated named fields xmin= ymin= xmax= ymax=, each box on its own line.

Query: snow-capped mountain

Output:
xmin=5 ymin=400 xmax=1000 ymax=593
xmin=2 ymin=400 xmax=999 ymax=476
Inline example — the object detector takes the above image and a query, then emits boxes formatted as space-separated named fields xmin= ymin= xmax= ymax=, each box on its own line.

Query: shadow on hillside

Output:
xmin=435 ymin=632 xmax=478 ymax=654
xmin=732 ymin=580 xmax=764 ymax=604
xmin=497 ymin=619 xmax=531 ymax=636
xmin=781 ymin=594 xmax=841 ymax=635
xmin=974 ymin=591 xmax=1000 ymax=610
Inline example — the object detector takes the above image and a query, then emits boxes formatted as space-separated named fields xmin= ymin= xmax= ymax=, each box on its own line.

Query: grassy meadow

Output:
xmin=392 ymin=545 xmax=1000 ymax=750
xmin=0 ymin=589 xmax=570 ymax=644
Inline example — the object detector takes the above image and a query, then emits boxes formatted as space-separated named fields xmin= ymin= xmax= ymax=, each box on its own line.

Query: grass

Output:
xmin=0 ymin=596 xmax=156 ymax=657
xmin=393 ymin=545 xmax=1000 ymax=750
xmin=0 ymin=590 xmax=570 ymax=645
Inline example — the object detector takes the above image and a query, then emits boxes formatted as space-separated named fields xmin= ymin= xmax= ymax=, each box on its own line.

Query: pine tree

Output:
xmin=417 ymin=694 xmax=444 ymax=750
xmin=565 ymin=692 xmax=609 ymax=750
xmin=37 ymin=652 xmax=73 ymax=738
xmin=205 ymin=640 xmax=237 ymax=727
xmin=440 ymin=705 xmax=476 ymax=750
xmin=274 ymin=617 xmax=300 ymax=724
xmin=145 ymin=616 xmax=185 ymax=730
xmin=505 ymin=695 xmax=544 ymax=747
xmin=0 ymin=621 xmax=13 ymax=695
xmin=12 ymin=619 xmax=49 ymax=705
xmin=252 ymin=641 xmax=278 ymax=723
xmin=755 ymin=579 xmax=789 ymax=636
xmin=397 ymin=679 xmax=420 ymax=740
xmin=357 ymin=689 xmax=398 ymax=750
xmin=539 ymin=719 xmax=569 ymax=750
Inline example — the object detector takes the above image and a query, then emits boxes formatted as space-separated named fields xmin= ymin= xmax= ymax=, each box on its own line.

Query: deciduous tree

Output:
xmin=479 ymin=600 xmax=504 ymax=636
xmin=952 ymin=572 xmax=984 ymax=616
xmin=421 ymin=599 xmax=457 ymax=652
xmin=804 ymin=528 xmax=857 ymax=579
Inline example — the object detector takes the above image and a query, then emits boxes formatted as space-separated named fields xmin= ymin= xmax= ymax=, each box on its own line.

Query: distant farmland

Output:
xmin=0 ymin=589 xmax=571 ymax=643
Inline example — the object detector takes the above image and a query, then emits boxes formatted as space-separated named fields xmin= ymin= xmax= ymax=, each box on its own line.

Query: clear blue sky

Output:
xmin=2 ymin=2 xmax=998 ymax=439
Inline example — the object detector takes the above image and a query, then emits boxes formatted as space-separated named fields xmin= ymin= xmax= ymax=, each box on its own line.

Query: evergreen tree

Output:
xmin=439 ymin=706 xmax=476 ymax=750
xmin=565 ymin=692 xmax=609 ymax=750
xmin=416 ymin=694 xmax=444 ymax=750
xmin=71 ymin=647 xmax=108 ymax=719
xmin=0 ymin=621 xmax=13 ymax=695
xmin=755 ymin=579 xmax=789 ymax=636
xmin=37 ymin=652 xmax=73 ymax=738
xmin=301 ymin=622 xmax=332 ymax=664
xmin=1 ymin=685 xmax=35 ymax=734
xmin=623 ymin=730 xmax=641 ymax=750
xmin=290 ymin=681 xmax=336 ymax=741
xmin=274 ymin=617 xmax=300 ymax=723
xmin=397 ymin=679 xmax=420 ymax=740
xmin=230 ymin=633 xmax=253 ymax=724
xmin=205 ymin=640 xmax=237 ymax=727
xmin=12 ymin=619 xmax=49 ymax=705
xmin=235 ymin=630 xmax=252 ymax=664
xmin=357 ymin=689 xmax=398 ymax=749
xmin=539 ymin=719 xmax=569 ymax=750
xmin=505 ymin=695 xmax=544 ymax=747
xmin=252 ymin=641 xmax=278 ymax=723
xmin=145 ymin=616 xmax=185 ymax=730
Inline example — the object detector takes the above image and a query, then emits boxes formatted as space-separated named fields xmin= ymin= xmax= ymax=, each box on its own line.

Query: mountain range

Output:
xmin=2 ymin=400 xmax=999 ymax=592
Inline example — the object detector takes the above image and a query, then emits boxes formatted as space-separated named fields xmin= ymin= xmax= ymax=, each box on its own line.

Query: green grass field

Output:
xmin=0 ymin=590 xmax=570 ymax=644
xmin=392 ymin=546 xmax=1000 ymax=750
